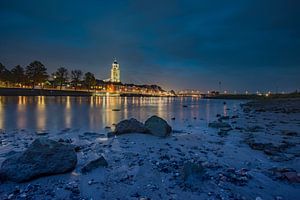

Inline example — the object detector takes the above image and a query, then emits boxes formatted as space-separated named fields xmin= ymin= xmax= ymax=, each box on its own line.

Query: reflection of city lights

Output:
xmin=37 ymin=96 xmax=46 ymax=130
xmin=0 ymin=97 xmax=3 ymax=129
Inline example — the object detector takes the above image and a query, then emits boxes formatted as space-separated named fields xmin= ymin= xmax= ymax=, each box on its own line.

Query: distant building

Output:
xmin=110 ymin=58 xmax=120 ymax=82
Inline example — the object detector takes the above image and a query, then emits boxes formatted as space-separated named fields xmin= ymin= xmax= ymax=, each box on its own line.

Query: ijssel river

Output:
xmin=0 ymin=96 xmax=242 ymax=132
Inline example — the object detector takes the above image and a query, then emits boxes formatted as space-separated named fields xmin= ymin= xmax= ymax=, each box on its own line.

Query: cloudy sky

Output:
xmin=0 ymin=0 xmax=299 ymax=92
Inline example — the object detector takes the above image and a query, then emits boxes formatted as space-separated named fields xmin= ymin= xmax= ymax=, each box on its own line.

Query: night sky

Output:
xmin=0 ymin=0 xmax=299 ymax=92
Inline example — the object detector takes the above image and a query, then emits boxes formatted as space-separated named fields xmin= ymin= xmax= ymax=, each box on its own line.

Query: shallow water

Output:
xmin=0 ymin=96 xmax=243 ymax=132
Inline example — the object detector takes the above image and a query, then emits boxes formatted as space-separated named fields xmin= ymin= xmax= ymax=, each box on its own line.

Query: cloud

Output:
xmin=0 ymin=0 xmax=299 ymax=91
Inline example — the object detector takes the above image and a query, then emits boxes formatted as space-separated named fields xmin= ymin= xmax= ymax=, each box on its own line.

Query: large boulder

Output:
xmin=145 ymin=115 xmax=172 ymax=137
xmin=110 ymin=118 xmax=148 ymax=136
xmin=0 ymin=138 xmax=77 ymax=182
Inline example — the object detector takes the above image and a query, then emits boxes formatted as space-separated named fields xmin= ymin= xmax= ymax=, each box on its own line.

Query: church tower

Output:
xmin=110 ymin=58 xmax=120 ymax=82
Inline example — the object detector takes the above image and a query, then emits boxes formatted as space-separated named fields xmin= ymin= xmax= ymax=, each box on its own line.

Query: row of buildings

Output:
xmin=96 ymin=59 xmax=174 ymax=96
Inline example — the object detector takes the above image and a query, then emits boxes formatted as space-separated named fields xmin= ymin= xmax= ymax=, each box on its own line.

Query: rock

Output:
xmin=208 ymin=121 xmax=232 ymax=129
xmin=0 ymin=138 xmax=77 ymax=182
xmin=81 ymin=156 xmax=108 ymax=173
xmin=35 ymin=131 xmax=48 ymax=135
xmin=111 ymin=118 xmax=148 ymax=136
xmin=107 ymin=132 xmax=116 ymax=137
xmin=218 ymin=116 xmax=230 ymax=121
xmin=282 ymin=171 xmax=300 ymax=183
xmin=83 ymin=132 xmax=100 ymax=136
xmin=269 ymin=167 xmax=300 ymax=183
xmin=281 ymin=130 xmax=298 ymax=136
xmin=245 ymin=125 xmax=264 ymax=132
xmin=218 ymin=128 xmax=232 ymax=137
xmin=58 ymin=138 xmax=72 ymax=143
xmin=145 ymin=115 xmax=172 ymax=137
xmin=221 ymin=168 xmax=251 ymax=186
xmin=183 ymin=162 xmax=205 ymax=181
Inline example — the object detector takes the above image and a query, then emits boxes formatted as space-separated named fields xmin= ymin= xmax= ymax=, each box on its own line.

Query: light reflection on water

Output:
xmin=0 ymin=96 xmax=242 ymax=132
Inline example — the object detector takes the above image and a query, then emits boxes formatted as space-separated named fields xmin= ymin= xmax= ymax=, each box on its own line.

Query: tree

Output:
xmin=0 ymin=63 xmax=5 ymax=74
xmin=0 ymin=63 xmax=12 ymax=86
xmin=11 ymin=65 xmax=26 ymax=86
xmin=71 ymin=70 xmax=82 ymax=91
xmin=0 ymin=63 xmax=6 ymax=84
xmin=53 ymin=67 xmax=68 ymax=90
xmin=84 ymin=72 xmax=96 ymax=92
xmin=25 ymin=61 xmax=48 ymax=89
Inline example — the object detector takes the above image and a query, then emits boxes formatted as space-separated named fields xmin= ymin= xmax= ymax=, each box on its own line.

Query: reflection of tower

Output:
xmin=111 ymin=58 xmax=120 ymax=82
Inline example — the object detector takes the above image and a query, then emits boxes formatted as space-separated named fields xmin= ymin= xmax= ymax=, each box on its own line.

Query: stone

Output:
xmin=35 ymin=131 xmax=48 ymax=135
xmin=282 ymin=171 xmax=300 ymax=183
xmin=221 ymin=168 xmax=251 ymax=186
xmin=145 ymin=115 xmax=172 ymax=137
xmin=0 ymin=138 xmax=77 ymax=182
xmin=218 ymin=116 xmax=230 ymax=121
xmin=81 ymin=156 xmax=108 ymax=173
xmin=111 ymin=118 xmax=148 ymax=136
xmin=208 ymin=121 xmax=232 ymax=129
xmin=183 ymin=162 xmax=205 ymax=181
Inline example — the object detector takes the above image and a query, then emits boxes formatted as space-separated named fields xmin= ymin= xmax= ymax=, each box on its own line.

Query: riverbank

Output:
xmin=0 ymin=99 xmax=299 ymax=199
xmin=0 ymin=88 xmax=92 ymax=96
xmin=0 ymin=88 xmax=174 ymax=97
xmin=204 ymin=93 xmax=300 ymax=100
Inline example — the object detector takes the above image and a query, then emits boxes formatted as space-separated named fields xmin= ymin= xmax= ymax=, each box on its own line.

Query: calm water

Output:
xmin=0 ymin=96 xmax=243 ymax=132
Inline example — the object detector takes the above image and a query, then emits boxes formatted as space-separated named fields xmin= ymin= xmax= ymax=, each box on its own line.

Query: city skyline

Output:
xmin=0 ymin=0 xmax=299 ymax=93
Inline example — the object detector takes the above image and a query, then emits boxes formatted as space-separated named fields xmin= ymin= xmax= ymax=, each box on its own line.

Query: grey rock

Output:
xmin=145 ymin=115 xmax=172 ymax=137
xmin=112 ymin=118 xmax=148 ymax=135
xmin=81 ymin=156 xmax=108 ymax=173
xmin=0 ymin=138 xmax=77 ymax=182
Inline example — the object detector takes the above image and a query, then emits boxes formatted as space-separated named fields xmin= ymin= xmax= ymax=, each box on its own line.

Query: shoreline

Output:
xmin=0 ymin=88 xmax=93 ymax=96
xmin=1 ymin=88 xmax=300 ymax=99
xmin=203 ymin=93 xmax=300 ymax=100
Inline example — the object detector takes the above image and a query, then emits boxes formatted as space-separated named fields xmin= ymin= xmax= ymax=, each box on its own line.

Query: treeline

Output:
xmin=0 ymin=61 xmax=97 ymax=91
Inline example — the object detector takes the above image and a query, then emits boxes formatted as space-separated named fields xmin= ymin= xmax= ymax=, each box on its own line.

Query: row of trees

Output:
xmin=0 ymin=61 xmax=97 ymax=91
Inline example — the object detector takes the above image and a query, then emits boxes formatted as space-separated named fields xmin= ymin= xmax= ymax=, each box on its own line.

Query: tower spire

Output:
xmin=111 ymin=58 xmax=120 ymax=82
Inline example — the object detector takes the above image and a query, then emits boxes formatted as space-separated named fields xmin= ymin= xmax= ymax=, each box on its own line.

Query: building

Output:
xmin=110 ymin=58 xmax=120 ymax=82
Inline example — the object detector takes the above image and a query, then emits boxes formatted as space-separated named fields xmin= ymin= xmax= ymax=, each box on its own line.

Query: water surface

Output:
xmin=0 ymin=96 xmax=243 ymax=132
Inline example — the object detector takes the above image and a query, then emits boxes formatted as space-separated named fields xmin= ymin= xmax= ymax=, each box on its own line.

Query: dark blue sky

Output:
xmin=0 ymin=0 xmax=299 ymax=92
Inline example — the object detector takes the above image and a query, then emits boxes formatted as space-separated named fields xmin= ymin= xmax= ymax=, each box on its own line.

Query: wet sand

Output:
xmin=0 ymin=99 xmax=299 ymax=200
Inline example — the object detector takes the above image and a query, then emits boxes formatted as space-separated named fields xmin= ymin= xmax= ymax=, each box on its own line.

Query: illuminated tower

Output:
xmin=110 ymin=58 xmax=120 ymax=82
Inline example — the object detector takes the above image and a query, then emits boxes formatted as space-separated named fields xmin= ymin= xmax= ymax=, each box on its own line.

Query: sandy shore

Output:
xmin=0 ymin=99 xmax=299 ymax=200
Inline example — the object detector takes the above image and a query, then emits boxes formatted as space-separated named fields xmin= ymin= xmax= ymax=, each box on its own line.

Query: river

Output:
xmin=0 ymin=96 xmax=242 ymax=132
